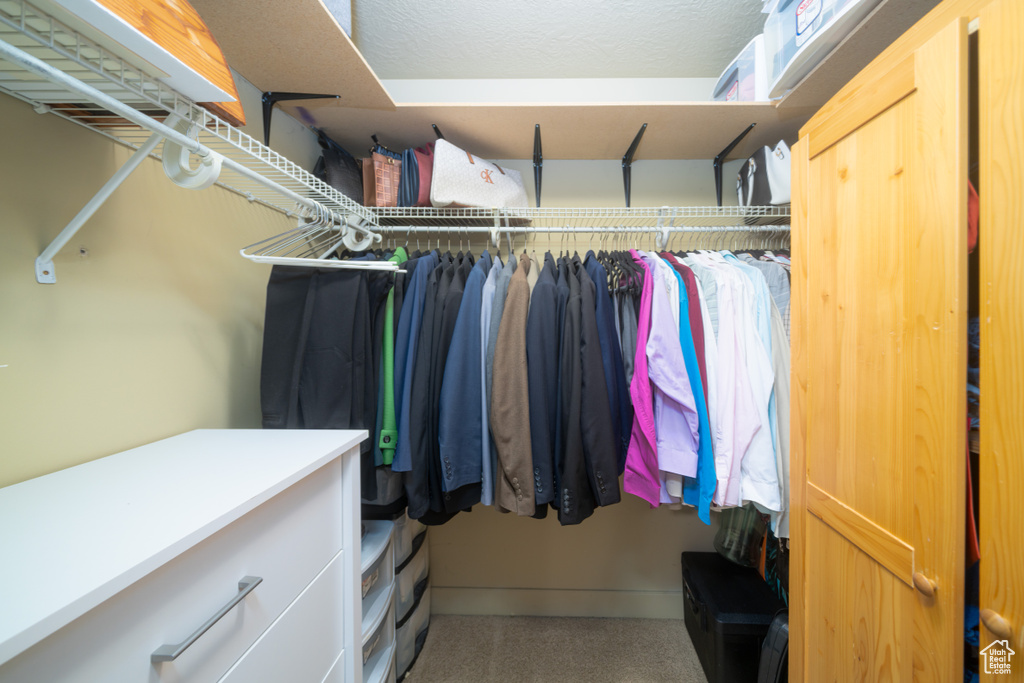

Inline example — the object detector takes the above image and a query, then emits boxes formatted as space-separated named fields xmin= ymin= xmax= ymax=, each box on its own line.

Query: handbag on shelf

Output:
xmin=360 ymin=158 xmax=375 ymax=207
xmin=737 ymin=139 xmax=791 ymax=208
xmin=430 ymin=138 xmax=528 ymax=209
xmin=364 ymin=145 xmax=402 ymax=208
xmin=413 ymin=142 xmax=435 ymax=207
xmin=398 ymin=147 xmax=419 ymax=207
xmin=313 ymin=129 xmax=362 ymax=203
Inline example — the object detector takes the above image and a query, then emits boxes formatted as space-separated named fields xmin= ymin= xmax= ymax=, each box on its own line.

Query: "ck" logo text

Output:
xmin=480 ymin=169 xmax=494 ymax=184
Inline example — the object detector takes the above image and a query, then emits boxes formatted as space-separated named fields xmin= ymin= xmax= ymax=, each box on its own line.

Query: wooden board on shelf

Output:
xmin=42 ymin=0 xmax=245 ymax=126
xmin=189 ymin=0 xmax=395 ymax=112
xmin=283 ymin=101 xmax=816 ymax=161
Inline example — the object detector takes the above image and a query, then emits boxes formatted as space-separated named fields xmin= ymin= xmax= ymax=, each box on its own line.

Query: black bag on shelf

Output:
xmin=313 ymin=128 xmax=363 ymax=203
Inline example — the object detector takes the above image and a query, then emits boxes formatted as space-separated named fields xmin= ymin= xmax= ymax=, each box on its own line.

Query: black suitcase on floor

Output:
xmin=681 ymin=552 xmax=784 ymax=683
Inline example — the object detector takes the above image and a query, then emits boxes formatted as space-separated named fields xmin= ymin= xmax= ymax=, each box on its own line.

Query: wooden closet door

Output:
xmin=791 ymin=16 xmax=968 ymax=681
xmin=979 ymin=0 xmax=1024 ymax=677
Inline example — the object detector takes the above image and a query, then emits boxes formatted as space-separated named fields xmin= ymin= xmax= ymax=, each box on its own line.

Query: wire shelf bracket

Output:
xmin=0 ymin=1 xmax=382 ymax=283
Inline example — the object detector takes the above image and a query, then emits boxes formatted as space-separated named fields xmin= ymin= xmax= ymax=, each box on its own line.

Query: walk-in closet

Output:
xmin=0 ymin=0 xmax=1020 ymax=682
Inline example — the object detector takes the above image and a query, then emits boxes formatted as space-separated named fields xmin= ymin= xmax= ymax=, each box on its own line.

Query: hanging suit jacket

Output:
xmin=577 ymin=263 xmax=622 ymax=508
xmin=584 ymin=252 xmax=632 ymax=472
xmin=479 ymin=255 xmax=502 ymax=506
xmin=406 ymin=257 xmax=446 ymax=519
xmin=557 ymin=259 xmax=597 ymax=525
xmin=438 ymin=252 xmax=491 ymax=511
xmin=552 ymin=257 xmax=571 ymax=506
xmin=429 ymin=254 xmax=475 ymax=518
xmin=260 ymin=262 xmax=389 ymax=500
xmin=491 ymin=253 xmax=536 ymax=516
xmin=260 ymin=265 xmax=318 ymax=431
xmin=393 ymin=252 xmax=438 ymax=474
xmin=485 ymin=256 xmax=516 ymax=505
xmin=525 ymin=253 xmax=559 ymax=508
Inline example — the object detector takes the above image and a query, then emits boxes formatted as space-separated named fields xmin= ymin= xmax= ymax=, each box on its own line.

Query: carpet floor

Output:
xmin=402 ymin=615 xmax=707 ymax=683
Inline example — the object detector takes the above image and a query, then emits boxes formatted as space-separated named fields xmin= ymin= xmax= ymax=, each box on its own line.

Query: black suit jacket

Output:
xmin=526 ymin=253 xmax=559 ymax=507
xmin=557 ymin=259 xmax=596 ymax=525
xmin=577 ymin=264 xmax=621 ymax=508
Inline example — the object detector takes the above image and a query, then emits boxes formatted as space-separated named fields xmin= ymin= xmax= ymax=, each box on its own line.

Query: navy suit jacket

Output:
xmin=525 ymin=254 xmax=559 ymax=506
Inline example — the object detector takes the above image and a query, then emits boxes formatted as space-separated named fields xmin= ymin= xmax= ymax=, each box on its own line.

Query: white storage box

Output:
xmin=764 ymin=0 xmax=882 ymax=98
xmin=395 ymin=539 xmax=430 ymax=620
xmin=363 ymin=600 xmax=396 ymax=683
xmin=393 ymin=513 xmax=427 ymax=568
xmin=711 ymin=35 xmax=768 ymax=102
xmin=361 ymin=521 xmax=395 ymax=626
xmin=396 ymin=582 xmax=431 ymax=679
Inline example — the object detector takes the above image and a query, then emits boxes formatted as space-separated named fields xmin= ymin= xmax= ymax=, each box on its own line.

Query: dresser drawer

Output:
xmin=0 ymin=458 xmax=344 ymax=683
xmin=218 ymin=548 xmax=348 ymax=683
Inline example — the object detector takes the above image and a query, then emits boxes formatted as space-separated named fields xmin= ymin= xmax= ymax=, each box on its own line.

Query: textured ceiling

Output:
xmin=352 ymin=0 xmax=767 ymax=80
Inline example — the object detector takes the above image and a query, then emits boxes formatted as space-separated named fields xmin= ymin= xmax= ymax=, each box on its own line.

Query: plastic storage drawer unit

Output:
xmin=396 ymin=580 xmax=431 ymax=680
xmin=394 ymin=534 xmax=429 ymax=620
xmin=681 ymin=552 xmax=784 ymax=683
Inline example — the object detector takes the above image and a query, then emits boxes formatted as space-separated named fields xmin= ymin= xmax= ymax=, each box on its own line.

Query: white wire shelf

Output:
xmin=0 ymin=0 xmax=380 ymax=281
xmin=0 ymin=0 xmax=790 ymax=277
xmin=370 ymin=205 xmax=790 ymax=230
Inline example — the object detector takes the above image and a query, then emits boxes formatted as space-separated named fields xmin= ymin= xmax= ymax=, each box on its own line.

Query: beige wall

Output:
xmin=0 ymin=89 xmax=292 ymax=487
xmin=1 ymin=84 xmax=735 ymax=618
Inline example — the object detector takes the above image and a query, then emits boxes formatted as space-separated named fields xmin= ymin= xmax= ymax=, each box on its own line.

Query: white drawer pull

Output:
xmin=151 ymin=576 xmax=263 ymax=663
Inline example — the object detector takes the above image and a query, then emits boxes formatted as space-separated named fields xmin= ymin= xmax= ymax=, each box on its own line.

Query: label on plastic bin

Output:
xmin=726 ymin=80 xmax=739 ymax=102
xmin=362 ymin=567 xmax=379 ymax=598
xmin=796 ymin=0 xmax=822 ymax=45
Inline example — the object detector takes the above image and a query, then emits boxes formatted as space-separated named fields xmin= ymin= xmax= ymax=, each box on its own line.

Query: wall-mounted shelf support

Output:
xmin=714 ymin=123 xmax=756 ymax=207
xmin=0 ymin=2 xmax=383 ymax=283
xmin=533 ymin=124 xmax=543 ymax=208
xmin=34 ymin=131 xmax=162 ymax=284
xmin=622 ymin=123 xmax=648 ymax=208
xmin=261 ymin=92 xmax=340 ymax=146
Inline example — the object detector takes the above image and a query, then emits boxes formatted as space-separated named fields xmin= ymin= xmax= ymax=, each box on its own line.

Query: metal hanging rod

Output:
xmin=378 ymin=223 xmax=790 ymax=251
xmin=377 ymin=225 xmax=789 ymax=233
xmin=370 ymin=205 xmax=790 ymax=226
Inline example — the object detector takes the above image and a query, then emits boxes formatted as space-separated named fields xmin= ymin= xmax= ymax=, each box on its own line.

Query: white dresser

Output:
xmin=0 ymin=429 xmax=367 ymax=683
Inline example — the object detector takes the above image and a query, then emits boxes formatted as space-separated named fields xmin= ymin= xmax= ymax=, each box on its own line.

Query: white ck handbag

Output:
xmin=430 ymin=138 xmax=528 ymax=209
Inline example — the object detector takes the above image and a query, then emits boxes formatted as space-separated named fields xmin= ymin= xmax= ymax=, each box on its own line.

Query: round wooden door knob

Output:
xmin=981 ymin=609 xmax=1013 ymax=641
xmin=913 ymin=572 xmax=937 ymax=598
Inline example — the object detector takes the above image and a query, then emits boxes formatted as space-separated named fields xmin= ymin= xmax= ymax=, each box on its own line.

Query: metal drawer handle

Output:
xmin=151 ymin=576 xmax=263 ymax=663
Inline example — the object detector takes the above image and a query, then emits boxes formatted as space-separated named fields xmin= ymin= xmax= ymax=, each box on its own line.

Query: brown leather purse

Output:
xmin=371 ymin=151 xmax=401 ymax=207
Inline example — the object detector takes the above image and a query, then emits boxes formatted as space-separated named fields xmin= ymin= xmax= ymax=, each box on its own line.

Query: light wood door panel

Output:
xmin=793 ymin=15 xmax=968 ymax=681
xmin=979 ymin=0 xmax=1024 ymax=678
xmin=806 ymin=514 xmax=911 ymax=681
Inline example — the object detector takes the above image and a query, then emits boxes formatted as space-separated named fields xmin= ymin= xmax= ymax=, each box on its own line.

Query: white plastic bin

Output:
xmin=711 ymin=35 xmax=768 ymax=102
xmin=392 ymin=513 xmax=426 ymax=568
xmin=396 ymin=582 xmax=431 ymax=679
xmin=395 ymin=539 xmax=430 ymax=621
xmin=363 ymin=601 xmax=396 ymax=683
xmin=764 ymin=0 xmax=882 ymax=98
